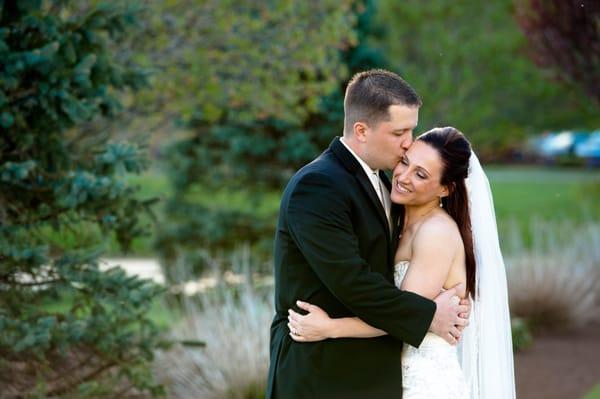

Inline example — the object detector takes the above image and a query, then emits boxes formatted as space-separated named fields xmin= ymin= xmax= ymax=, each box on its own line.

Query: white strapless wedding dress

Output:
xmin=394 ymin=261 xmax=469 ymax=399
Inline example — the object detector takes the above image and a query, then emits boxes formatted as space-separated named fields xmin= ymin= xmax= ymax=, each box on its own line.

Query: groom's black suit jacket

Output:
xmin=266 ymin=138 xmax=436 ymax=399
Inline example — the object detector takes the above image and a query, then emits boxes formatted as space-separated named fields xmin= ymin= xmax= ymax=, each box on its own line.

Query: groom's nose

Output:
xmin=401 ymin=134 xmax=413 ymax=151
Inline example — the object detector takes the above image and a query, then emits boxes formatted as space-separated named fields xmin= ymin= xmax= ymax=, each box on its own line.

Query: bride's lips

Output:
xmin=394 ymin=179 xmax=411 ymax=194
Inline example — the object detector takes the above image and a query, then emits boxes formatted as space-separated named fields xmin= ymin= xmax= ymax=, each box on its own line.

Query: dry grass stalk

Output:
xmin=154 ymin=285 xmax=273 ymax=399
xmin=505 ymin=220 xmax=600 ymax=330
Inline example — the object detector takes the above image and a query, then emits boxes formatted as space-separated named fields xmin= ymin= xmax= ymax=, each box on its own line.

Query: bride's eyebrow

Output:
xmin=417 ymin=165 xmax=431 ymax=176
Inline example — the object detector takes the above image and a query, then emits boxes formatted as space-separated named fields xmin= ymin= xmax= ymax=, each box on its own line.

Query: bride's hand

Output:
xmin=288 ymin=300 xmax=333 ymax=342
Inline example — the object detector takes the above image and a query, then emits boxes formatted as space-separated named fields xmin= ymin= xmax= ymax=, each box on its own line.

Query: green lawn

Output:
xmin=110 ymin=165 xmax=599 ymax=256
xmin=584 ymin=384 xmax=600 ymax=399
xmin=487 ymin=165 xmax=600 ymax=222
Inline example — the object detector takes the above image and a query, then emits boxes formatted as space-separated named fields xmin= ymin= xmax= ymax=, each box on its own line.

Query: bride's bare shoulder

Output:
xmin=415 ymin=211 xmax=462 ymax=246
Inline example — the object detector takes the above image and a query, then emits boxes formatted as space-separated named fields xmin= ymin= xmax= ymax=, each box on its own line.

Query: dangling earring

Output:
xmin=439 ymin=197 xmax=443 ymax=208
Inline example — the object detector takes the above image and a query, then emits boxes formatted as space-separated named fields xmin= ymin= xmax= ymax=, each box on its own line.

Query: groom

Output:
xmin=267 ymin=69 xmax=468 ymax=399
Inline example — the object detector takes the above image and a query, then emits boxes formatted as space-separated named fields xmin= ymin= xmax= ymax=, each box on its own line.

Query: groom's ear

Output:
xmin=353 ymin=121 xmax=368 ymax=142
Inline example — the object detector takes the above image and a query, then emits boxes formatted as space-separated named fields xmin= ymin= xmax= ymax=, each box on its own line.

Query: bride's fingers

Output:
xmin=288 ymin=308 xmax=300 ymax=316
xmin=288 ymin=322 xmax=301 ymax=334
xmin=288 ymin=316 xmax=300 ymax=330
xmin=289 ymin=332 xmax=307 ymax=342
xmin=455 ymin=316 xmax=469 ymax=327
xmin=288 ymin=315 xmax=305 ymax=331
xmin=288 ymin=309 xmax=302 ymax=323
xmin=296 ymin=300 xmax=315 ymax=312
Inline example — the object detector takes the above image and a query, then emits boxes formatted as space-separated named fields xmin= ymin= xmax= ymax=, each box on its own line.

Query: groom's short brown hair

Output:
xmin=343 ymin=69 xmax=422 ymax=136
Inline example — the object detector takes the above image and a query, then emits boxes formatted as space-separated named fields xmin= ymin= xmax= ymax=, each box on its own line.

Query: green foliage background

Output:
xmin=146 ymin=0 xmax=599 ymax=279
xmin=0 ymin=2 xmax=164 ymax=396
xmin=144 ymin=0 xmax=366 ymax=280
xmin=1 ymin=0 xmax=598 ymax=394
xmin=375 ymin=0 xmax=600 ymax=157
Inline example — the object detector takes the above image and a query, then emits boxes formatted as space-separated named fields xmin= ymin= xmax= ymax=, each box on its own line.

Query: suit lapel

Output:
xmin=329 ymin=137 xmax=391 ymax=240
xmin=379 ymin=171 xmax=394 ymax=233
xmin=381 ymin=171 xmax=403 ymax=273
xmin=355 ymin=172 xmax=390 ymax=235
xmin=390 ymin=204 xmax=403 ymax=268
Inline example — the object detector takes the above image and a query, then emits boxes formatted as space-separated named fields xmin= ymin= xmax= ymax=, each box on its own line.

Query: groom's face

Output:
xmin=364 ymin=104 xmax=419 ymax=170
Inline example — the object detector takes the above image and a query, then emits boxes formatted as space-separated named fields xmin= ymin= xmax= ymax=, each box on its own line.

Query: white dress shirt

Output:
xmin=340 ymin=137 xmax=392 ymax=228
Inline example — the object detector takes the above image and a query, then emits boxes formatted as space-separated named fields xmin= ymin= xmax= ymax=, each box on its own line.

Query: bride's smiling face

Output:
xmin=390 ymin=140 xmax=449 ymax=206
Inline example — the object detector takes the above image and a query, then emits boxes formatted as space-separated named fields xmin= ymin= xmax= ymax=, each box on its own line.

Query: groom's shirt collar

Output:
xmin=339 ymin=136 xmax=392 ymax=228
xmin=339 ymin=137 xmax=379 ymax=177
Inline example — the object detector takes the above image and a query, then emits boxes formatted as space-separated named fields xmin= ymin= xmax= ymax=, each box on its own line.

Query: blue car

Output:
xmin=575 ymin=130 xmax=600 ymax=165
xmin=536 ymin=131 xmax=589 ymax=158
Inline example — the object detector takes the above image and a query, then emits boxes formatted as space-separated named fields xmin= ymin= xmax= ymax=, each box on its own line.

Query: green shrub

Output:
xmin=0 ymin=2 xmax=165 ymax=396
xmin=511 ymin=317 xmax=533 ymax=352
xmin=583 ymin=384 xmax=600 ymax=399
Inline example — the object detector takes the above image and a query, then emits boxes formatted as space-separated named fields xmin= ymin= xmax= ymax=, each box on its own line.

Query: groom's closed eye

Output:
xmin=395 ymin=129 xmax=411 ymax=136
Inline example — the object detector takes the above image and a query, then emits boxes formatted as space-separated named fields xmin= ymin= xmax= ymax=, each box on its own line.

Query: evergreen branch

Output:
xmin=6 ymin=87 xmax=38 ymax=106
xmin=44 ymin=359 xmax=118 ymax=397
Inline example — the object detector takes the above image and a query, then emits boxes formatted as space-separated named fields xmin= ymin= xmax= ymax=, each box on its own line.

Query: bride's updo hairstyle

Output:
xmin=417 ymin=127 xmax=476 ymax=298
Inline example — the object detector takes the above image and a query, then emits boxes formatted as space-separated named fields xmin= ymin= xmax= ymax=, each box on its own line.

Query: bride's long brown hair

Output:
xmin=417 ymin=127 xmax=476 ymax=298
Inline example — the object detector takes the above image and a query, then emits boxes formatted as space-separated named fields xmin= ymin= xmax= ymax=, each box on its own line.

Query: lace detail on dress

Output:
xmin=394 ymin=261 xmax=469 ymax=399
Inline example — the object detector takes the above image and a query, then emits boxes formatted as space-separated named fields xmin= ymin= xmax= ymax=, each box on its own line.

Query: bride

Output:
xmin=287 ymin=127 xmax=515 ymax=398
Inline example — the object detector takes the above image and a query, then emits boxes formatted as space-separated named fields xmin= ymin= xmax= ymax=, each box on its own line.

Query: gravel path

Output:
xmin=515 ymin=323 xmax=600 ymax=399
xmin=100 ymin=258 xmax=164 ymax=284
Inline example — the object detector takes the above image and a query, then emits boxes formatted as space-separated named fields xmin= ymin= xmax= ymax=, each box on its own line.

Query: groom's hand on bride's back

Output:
xmin=430 ymin=283 xmax=470 ymax=345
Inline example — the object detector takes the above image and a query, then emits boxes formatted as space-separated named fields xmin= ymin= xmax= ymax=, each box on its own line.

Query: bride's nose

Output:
xmin=398 ymin=170 xmax=411 ymax=184
xmin=393 ymin=165 xmax=410 ymax=184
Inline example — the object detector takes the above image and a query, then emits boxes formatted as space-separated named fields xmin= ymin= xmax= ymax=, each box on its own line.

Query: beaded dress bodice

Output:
xmin=393 ymin=261 xmax=469 ymax=399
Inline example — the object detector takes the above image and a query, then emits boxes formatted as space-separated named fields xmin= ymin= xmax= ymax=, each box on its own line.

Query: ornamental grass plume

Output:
xmin=505 ymin=220 xmax=600 ymax=330
xmin=154 ymin=283 xmax=273 ymax=399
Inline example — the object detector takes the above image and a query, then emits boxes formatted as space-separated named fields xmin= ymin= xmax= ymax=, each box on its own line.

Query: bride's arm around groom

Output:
xmin=266 ymin=69 xmax=468 ymax=399
xmin=267 ymin=139 xmax=466 ymax=399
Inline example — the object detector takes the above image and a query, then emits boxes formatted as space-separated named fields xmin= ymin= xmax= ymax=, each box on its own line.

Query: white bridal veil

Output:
xmin=457 ymin=152 xmax=516 ymax=399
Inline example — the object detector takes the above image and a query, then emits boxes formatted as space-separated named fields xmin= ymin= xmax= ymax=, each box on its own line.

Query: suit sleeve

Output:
xmin=286 ymin=171 xmax=436 ymax=347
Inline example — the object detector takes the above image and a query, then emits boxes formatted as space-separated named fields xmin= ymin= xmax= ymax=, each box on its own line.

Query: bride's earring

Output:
xmin=439 ymin=197 xmax=443 ymax=208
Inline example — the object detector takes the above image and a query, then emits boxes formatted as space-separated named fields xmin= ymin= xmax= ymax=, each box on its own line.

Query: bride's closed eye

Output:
xmin=401 ymin=157 xmax=427 ymax=179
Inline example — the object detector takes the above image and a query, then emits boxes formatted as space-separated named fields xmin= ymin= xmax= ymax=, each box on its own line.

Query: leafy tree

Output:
xmin=375 ymin=0 xmax=600 ymax=157
xmin=148 ymin=0 xmax=361 ymax=280
xmin=514 ymin=0 xmax=600 ymax=105
xmin=0 ymin=1 xmax=164 ymax=396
